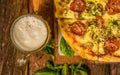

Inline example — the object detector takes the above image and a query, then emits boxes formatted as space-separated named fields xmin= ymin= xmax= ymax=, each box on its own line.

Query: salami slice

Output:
xmin=105 ymin=0 xmax=120 ymax=15
xmin=104 ymin=38 xmax=120 ymax=54
xmin=70 ymin=21 xmax=87 ymax=36
xmin=70 ymin=0 xmax=86 ymax=13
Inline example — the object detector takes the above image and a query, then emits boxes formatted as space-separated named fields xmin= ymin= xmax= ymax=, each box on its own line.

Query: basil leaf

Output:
xmin=60 ymin=37 xmax=74 ymax=57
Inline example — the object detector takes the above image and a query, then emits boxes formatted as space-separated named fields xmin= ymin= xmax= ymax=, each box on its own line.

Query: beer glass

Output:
xmin=10 ymin=14 xmax=51 ymax=68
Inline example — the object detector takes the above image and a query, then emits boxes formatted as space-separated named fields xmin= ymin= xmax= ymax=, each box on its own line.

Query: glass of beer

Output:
xmin=10 ymin=14 xmax=51 ymax=67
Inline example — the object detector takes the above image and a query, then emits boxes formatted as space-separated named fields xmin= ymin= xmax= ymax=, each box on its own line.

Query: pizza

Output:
xmin=54 ymin=0 xmax=120 ymax=62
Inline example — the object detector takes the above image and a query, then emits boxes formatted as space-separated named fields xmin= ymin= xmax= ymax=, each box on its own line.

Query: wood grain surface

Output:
xmin=0 ymin=0 xmax=120 ymax=75
xmin=0 ymin=0 xmax=28 ymax=75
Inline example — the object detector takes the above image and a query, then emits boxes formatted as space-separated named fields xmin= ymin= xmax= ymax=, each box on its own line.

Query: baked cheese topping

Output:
xmin=55 ymin=0 xmax=108 ymax=19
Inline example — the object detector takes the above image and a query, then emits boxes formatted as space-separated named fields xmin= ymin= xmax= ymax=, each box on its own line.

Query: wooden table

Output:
xmin=0 ymin=0 xmax=120 ymax=75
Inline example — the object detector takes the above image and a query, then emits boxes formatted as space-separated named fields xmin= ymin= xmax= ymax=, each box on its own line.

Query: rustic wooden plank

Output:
xmin=115 ymin=64 xmax=120 ymax=75
xmin=29 ymin=0 xmax=54 ymax=30
xmin=86 ymin=63 xmax=110 ymax=75
xmin=28 ymin=0 xmax=54 ymax=75
xmin=110 ymin=64 xmax=120 ymax=75
xmin=29 ymin=51 xmax=52 ymax=75
xmin=0 ymin=0 xmax=29 ymax=75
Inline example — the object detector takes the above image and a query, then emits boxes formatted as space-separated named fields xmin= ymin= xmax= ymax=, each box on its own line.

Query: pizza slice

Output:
xmin=58 ymin=19 xmax=99 ymax=61
xmin=54 ymin=0 xmax=106 ymax=19
xmin=55 ymin=0 xmax=120 ymax=62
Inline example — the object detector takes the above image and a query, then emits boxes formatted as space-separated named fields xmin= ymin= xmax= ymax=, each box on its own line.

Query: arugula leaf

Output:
xmin=34 ymin=61 xmax=88 ymax=75
xmin=42 ymin=39 xmax=54 ymax=55
xmin=61 ymin=64 xmax=68 ymax=75
xmin=69 ymin=64 xmax=76 ymax=75
xmin=47 ymin=39 xmax=54 ymax=49
xmin=79 ymin=70 xmax=88 ymax=75
xmin=69 ymin=62 xmax=88 ymax=75
xmin=54 ymin=65 xmax=63 ymax=72
xmin=33 ymin=69 xmax=59 ymax=75
xmin=47 ymin=61 xmax=55 ymax=70
xmin=76 ymin=61 xmax=82 ymax=69
xmin=60 ymin=37 xmax=74 ymax=57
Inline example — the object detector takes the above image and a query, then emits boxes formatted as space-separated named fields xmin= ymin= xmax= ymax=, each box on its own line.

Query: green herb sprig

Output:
xmin=33 ymin=61 xmax=88 ymax=75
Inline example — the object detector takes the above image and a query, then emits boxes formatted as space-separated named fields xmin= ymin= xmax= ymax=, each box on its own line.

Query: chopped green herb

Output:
xmin=86 ymin=2 xmax=103 ymax=16
xmin=78 ymin=13 xmax=82 ymax=18
xmin=88 ymin=1 xmax=94 ymax=4
xmin=112 ymin=20 xmax=118 ymax=25
xmin=93 ymin=6 xmax=97 ymax=11
xmin=58 ymin=2 xmax=62 ymax=6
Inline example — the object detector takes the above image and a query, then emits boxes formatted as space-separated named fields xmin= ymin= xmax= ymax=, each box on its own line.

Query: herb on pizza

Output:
xmin=86 ymin=2 xmax=104 ymax=16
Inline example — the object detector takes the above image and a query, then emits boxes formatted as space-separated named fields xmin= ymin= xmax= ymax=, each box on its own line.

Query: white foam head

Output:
xmin=11 ymin=15 xmax=49 ymax=52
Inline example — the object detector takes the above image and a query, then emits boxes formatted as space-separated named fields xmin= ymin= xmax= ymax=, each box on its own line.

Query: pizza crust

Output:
xmin=99 ymin=55 xmax=120 ymax=62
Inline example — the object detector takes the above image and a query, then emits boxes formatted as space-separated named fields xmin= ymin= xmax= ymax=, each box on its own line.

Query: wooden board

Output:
xmin=0 ymin=0 xmax=29 ymax=75
xmin=28 ymin=0 xmax=54 ymax=75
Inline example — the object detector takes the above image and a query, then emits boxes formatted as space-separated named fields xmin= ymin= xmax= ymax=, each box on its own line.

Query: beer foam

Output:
xmin=12 ymin=16 xmax=48 ymax=51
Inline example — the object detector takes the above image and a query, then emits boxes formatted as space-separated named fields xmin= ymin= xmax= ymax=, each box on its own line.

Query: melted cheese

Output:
xmin=55 ymin=0 xmax=74 ymax=18
xmin=103 ymin=13 xmax=118 ymax=20
xmin=92 ymin=42 xmax=99 ymax=54
xmin=113 ymin=49 xmax=120 ymax=56
xmin=86 ymin=0 xmax=107 ymax=6
xmin=99 ymin=41 xmax=106 ymax=54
